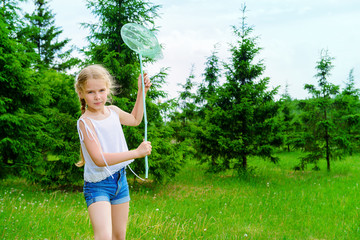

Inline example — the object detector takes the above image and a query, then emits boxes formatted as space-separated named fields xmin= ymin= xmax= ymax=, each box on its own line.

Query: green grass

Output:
xmin=1 ymin=152 xmax=360 ymax=239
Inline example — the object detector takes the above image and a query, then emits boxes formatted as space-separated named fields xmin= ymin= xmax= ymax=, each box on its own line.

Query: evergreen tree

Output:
xmin=169 ymin=49 xmax=223 ymax=166
xmin=199 ymin=5 xmax=280 ymax=173
xmin=177 ymin=66 xmax=198 ymax=124
xmin=1 ymin=0 xmax=21 ymax=33
xmin=333 ymin=68 xmax=360 ymax=155
xmin=0 ymin=1 xmax=39 ymax=177
xmin=299 ymin=49 xmax=342 ymax=171
xmin=342 ymin=68 xmax=359 ymax=97
xmin=18 ymin=0 xmax=77 ymax=70
xmin=197 ymin=46 xmax=221 ymax=108
xmin=1 ymin=1 xmax=82 ymax=185
xmin=168 ymin=67 xmax=200 ymax=162
xmin=278 ymin=83 xmax=297 ymax=152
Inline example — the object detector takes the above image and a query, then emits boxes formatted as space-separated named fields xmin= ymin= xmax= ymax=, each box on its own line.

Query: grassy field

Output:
xmin=1 ymin=151 xmax=360 ymax=239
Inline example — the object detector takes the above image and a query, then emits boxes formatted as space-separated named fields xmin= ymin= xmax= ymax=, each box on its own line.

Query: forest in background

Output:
xmin=1 ymin=0 xmax=359 ymax=187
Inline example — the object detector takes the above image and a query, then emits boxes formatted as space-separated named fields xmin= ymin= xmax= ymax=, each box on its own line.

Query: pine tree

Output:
xmin=333 ymin=69 xmax=360 ymax=155
xmin=197 ymin=46 xmax=221 ymax=107
xmin=18 ymin=0 xmax=77 ymax=70
xmin=278 ymin=83 xmax=297 ymax=152
xmin=299 ymin=49 xmax=341 ymax=171
xmin=199 ymin=5 xmax=280 ymax=173
xmin=0 ymin=1 xmax=40 ymax=177
xmin=1 ymin=0 xmax=21 ymax=33
xmin=1 ymin=1 xmax=82 ymax=184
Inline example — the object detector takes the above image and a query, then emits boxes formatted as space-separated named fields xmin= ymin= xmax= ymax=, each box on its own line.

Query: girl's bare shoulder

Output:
xmin=108 ymin=105 xmax=122 ymax=114
xmin=78 ymin=112 xmax=90 ymax=121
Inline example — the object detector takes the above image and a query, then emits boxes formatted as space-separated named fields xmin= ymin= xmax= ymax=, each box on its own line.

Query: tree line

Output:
xmin=1 ymin=1 xmax=359 ymax=187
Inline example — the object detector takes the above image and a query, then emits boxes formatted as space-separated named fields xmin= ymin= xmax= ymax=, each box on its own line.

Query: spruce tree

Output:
xmin=299 ymin=49 xmax=341 ymax=171
xmin=333 ymin=69 xmax=360 ymax=155
xmin=19 ymin=0 xmax=77 ymax=70
xmin=278 ymin=84 xmax=297 ymax=152
xmin=199 ymin=5 xmax=280 ymax=173
xmin=0 ymin=1 xmax=39 ymax=177
xmin=197 ymin=46 xmax=221 ymax=107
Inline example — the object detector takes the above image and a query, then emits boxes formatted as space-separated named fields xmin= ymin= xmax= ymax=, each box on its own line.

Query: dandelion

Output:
xmin=244 ymin=233 xmax=248 ymax=237
xmin=204 ymin=229 xmax=207 ymax=231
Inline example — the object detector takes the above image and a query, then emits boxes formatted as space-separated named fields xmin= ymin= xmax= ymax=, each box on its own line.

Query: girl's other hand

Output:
xmin=138 ymin=73 xmax=152 ymax=94
xmin=136 ymin=141 xmax=152 ymax=158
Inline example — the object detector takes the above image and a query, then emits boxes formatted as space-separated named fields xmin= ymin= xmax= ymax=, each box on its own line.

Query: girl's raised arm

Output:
xmin=112 ymin=73 xmax=152 ymax=126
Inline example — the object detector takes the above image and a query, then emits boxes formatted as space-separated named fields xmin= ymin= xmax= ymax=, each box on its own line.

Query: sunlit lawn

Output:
xmin=1 ymin=151 xmax=360 ymax=239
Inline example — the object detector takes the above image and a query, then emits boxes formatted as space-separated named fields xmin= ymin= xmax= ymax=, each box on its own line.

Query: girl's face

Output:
xmin=79 ymin=78 xmax=109 ymax=112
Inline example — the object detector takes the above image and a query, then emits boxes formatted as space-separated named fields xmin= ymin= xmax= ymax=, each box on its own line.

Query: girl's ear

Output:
xmin=78 ymin=91 xmax=83 ymax=99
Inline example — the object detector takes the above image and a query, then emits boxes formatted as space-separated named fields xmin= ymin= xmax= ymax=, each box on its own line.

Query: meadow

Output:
xmin=1 ymin=151 xmax=360 ymax=239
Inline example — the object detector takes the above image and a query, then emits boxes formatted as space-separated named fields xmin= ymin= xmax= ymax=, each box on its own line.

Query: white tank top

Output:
xmin=77 ymin=108 xmax=134 ymax=182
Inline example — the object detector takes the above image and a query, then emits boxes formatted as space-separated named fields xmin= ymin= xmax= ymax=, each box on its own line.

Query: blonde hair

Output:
xmin=74 ymin=64 xmax=115 ymax=167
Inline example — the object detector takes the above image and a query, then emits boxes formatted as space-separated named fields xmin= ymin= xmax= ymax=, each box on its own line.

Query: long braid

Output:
xmin=80 ymin=98 xmax=86 ymax=114
xmin=76 ymin=99 xmax=87 ymax=167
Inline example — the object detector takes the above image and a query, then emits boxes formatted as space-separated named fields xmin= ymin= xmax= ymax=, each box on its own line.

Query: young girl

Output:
xmin=75 ymin=64 xmax=152 ymax=240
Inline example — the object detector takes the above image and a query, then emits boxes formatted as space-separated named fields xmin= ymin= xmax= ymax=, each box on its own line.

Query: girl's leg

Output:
xmin=88 ymin=201 xmax=112 ymax=240
xmin=111 ymin=201 xmax=130 ymax=240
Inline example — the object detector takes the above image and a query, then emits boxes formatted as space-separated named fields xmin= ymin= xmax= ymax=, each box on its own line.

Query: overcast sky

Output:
xmin=21 ymin=0 xmax=360 ymax=100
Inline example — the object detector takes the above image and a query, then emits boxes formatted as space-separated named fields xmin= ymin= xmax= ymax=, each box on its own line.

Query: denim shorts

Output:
xmin=83 ymin=168 xmax=130 ymax=207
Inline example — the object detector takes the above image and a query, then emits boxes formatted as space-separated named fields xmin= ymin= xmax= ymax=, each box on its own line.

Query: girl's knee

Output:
xmin=94 ymin=231 xmax=112 ymax=240
xmin=112 ymin=229 xmax=126 ymax=240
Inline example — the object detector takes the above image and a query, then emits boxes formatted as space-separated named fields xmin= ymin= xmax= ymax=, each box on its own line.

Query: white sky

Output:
xmin=21 ymin=0 xmax=360 ymax=100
